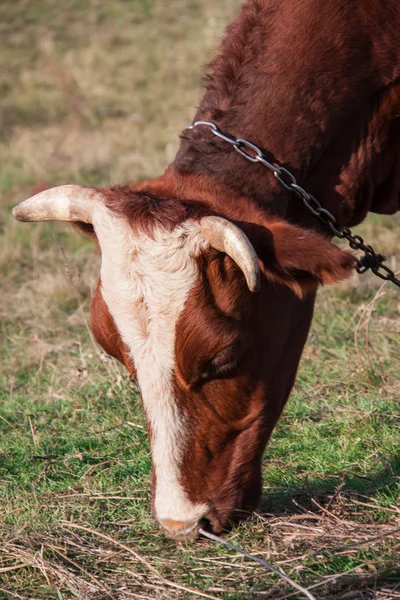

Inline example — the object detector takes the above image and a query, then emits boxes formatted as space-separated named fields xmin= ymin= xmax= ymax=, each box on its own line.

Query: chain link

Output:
xmin=186 ymin=120 xmax=400 ymax=288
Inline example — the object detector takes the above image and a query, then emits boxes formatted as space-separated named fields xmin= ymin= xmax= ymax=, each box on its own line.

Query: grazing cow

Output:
xmin=13 ymin=0 xmax=400 ymax=538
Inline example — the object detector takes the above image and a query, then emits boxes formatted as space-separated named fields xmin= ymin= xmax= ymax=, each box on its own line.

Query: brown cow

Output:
xmin=13 ymin=0 xmax=400 ymax=539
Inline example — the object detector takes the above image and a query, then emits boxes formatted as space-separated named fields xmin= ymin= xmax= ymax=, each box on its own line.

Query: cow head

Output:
xmin=13 ymin=179 xmax=354 ymax=538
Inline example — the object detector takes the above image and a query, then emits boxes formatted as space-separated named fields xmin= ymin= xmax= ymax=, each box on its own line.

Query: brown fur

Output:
xmin=85 ymin=0 xmax=400 ymax=533
xmin=175 ymin=0 xmax=400 ymax=226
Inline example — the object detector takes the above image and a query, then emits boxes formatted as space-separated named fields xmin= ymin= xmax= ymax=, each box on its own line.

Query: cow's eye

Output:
xmin=206 ymin=342 xmax=240 ymax=378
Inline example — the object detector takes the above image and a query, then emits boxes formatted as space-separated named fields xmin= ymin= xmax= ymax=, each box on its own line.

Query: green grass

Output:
xmin=1 ymin=1 xmax=400 ymax=598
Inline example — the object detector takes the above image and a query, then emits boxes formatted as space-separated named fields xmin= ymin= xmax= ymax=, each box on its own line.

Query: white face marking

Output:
xmin=92 ymin=205 xmax=209 ymax=526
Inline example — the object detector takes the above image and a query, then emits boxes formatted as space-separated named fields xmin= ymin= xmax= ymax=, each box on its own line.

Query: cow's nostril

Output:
xmin=199 ymin=517 xmax=214 ymax=533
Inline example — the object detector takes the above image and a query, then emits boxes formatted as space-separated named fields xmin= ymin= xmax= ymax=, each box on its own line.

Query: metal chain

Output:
xmin=186 ymin=120 xmax=400 ymax=288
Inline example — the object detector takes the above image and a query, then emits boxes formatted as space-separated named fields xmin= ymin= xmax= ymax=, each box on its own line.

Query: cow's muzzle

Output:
xmin=158 ymin=509 xmax=223 ymax=540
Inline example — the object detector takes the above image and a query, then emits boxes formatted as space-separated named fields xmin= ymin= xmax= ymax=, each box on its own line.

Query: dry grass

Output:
xmin=1 ymin=1 xmax=400 ymax=599
xmin=1 ymin=507 xmax=400 ymax=599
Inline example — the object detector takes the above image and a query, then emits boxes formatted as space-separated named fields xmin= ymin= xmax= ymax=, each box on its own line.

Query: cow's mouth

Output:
xmin=159 ymin=519 xmax=201 ymax=540
xmin=158 ymin=505 xmax=224 ymax=540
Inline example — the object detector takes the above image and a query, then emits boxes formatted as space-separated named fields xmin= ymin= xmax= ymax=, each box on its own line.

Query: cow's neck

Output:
xmin=173 ymin=113 xmax=353 ymax=233
xmin=173 ymin=0 xmax=400 ymax=229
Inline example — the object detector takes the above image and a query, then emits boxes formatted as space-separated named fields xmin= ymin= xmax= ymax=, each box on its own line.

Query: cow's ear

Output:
xmin=72 ymin=221 xmax=98 ymax=242
xmin=242 ymin=220 xmax=355 ymax=298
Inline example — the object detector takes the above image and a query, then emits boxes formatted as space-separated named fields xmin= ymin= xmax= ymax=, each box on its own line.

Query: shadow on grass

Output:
xmin=260 ymin=454 xmax=400 ymax=516
xmin=257 ymin=455 xmax=400 ymax=598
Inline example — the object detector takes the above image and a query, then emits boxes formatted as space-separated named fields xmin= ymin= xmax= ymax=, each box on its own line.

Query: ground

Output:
xmin=0 ymin=1 xmax=399 ymax=598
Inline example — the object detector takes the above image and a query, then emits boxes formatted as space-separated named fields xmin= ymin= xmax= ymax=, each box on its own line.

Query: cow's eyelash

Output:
xmin=207 ymin=342 xmax=241 ymax=375
xmin=208 ymin=356 xmax=237 ymax=375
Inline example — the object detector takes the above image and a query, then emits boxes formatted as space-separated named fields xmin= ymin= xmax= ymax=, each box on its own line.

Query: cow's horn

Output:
xmin=12 ymin=185 xmax=104 ymax=224
xmin=200 ymin=216 xmax=261 ymax=292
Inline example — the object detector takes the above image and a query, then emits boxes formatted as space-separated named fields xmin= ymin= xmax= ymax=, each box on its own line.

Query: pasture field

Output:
xmin=1 ymin=1 xmax=399 ymax=598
